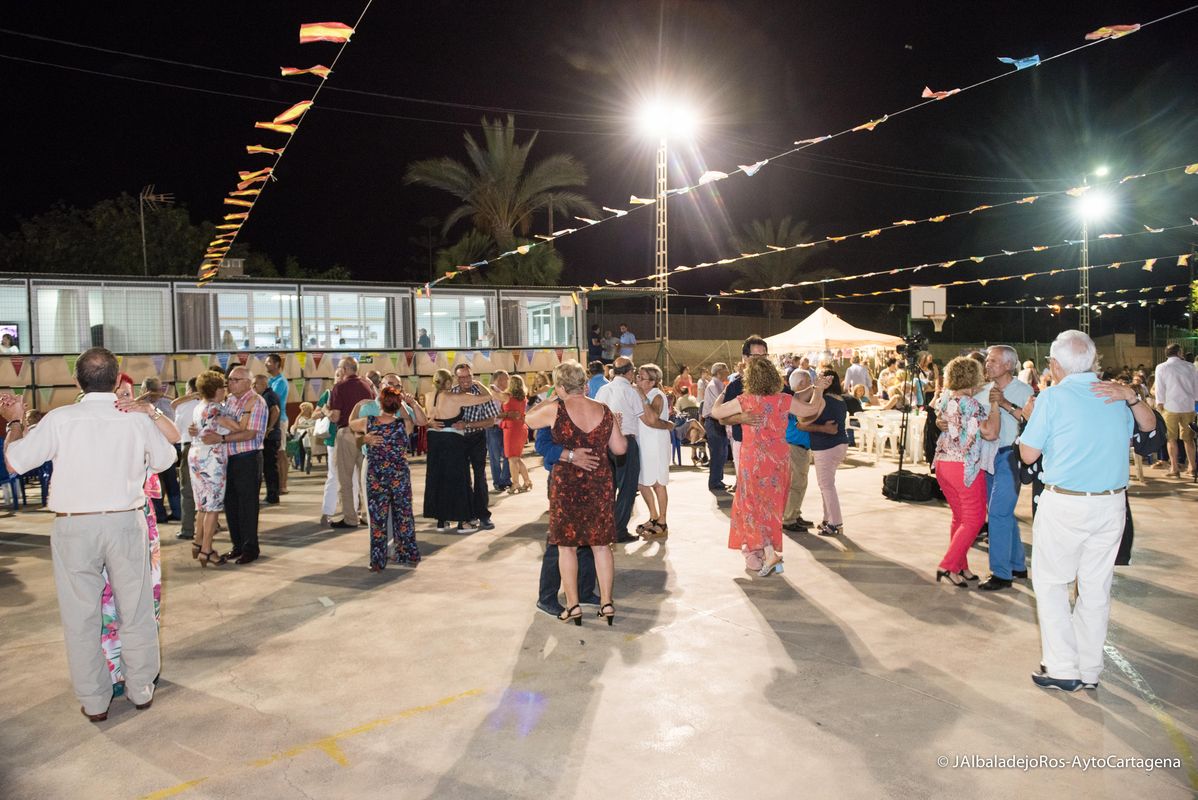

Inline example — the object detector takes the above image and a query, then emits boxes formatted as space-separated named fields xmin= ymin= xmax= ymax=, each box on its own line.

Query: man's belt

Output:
xmin=56 ymin=506 xmax=144 ymax=518
xmin=1044 ymin=484 xmax=1126 ymax=497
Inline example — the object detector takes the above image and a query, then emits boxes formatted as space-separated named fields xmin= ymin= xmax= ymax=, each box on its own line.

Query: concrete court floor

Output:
xmin=0 ymin=450 xmax=1195 ymax=800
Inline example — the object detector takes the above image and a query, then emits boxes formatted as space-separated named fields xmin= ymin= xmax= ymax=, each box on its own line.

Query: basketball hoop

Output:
xmin=928 ymin=313 xmax=947 ymax=333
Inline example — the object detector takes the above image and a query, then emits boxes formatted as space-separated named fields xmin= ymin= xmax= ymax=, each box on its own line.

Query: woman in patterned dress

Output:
xmin=932 ymin=357 xmax=1000 ymax=587
xmin=711 ymin=358 xmax=828 ymax=576
xmin=101 ymin=373 xmax=181 ymax=696
xmin=524 ymin=361 xmax=628 ymax=625
xmin=188 ymin=370 xmax=245 ymax=566
xmin=501 ymin=375 xmax=532 ymax=493
xmin=349 ymin=384 xmax=427 ymax=570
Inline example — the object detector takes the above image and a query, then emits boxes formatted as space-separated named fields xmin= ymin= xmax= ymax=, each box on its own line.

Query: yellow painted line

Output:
xmin=139 ymin=687 xmax=484 ymax=799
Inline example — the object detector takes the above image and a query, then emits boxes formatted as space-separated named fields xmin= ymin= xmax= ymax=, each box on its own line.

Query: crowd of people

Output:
xmin=3 ymin=326 xmax=1195 ymax=720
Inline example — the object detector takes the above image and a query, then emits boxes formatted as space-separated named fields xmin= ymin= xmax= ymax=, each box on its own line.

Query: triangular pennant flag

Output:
xmin=404 ymin=352 xmax=415 ymax=367
xmin=310 ymin=378 xmax=323 ymax=396
xmin=39 ymin=387 xmax=53 ymax=407
xmin=523 ymin=350 xmax=535 ymax=366
xmin=12 ymin=386 xmax=24 ymax=397
xmin=481 ymin=349 xmax=492 ymax=359
xmin=293 ymin=377 xmax=305 ymax=397
xmin=296 ymin=352 xmax=308 ymax=369
xmin=151 ymin=354 xmax=167 ymax=374
xmin=312 ymin=352 xmax=324 ymax=369
xmin=217 ymin=353 xmax=230 ymax=371
xmin=10 ymin=355 xmax=25 ymax=376
xmin=199 ymin=354 xmax=210 ymax=369
xmin=427 ymin=351 xmax=438 ymax=364
xmin=64 ymin=354 xmax=78 ymax=375
xmin=447 ymin=351 xmax=457 ymax=364
xmin=555 ymin=348 xmax=565 ymax=362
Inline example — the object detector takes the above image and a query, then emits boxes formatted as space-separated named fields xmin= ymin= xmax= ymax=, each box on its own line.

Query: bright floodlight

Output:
xmin=1093 ymin=165 xmax=1110 ymax=177
xmin=1077 ymin=190 xmax=1113 ymax=221
xmin=636 ymin=101 xmax=698 ymax=139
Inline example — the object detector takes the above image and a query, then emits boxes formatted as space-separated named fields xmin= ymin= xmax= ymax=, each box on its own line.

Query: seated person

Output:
xmin=851 ymin=384 xmax=872 ymax=406
xmin=674 ymin=386 xmax=700 ymax=415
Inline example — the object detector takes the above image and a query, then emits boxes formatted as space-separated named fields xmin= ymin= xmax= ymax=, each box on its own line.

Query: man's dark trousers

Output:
xmin=464 ymin=430 xmax=490 ymax=522
xmin=262 ymin=429 xmax=281 ymax=503
xmin=537 ymin=479 xmax=596 ymax=607
xmin=704 ymin=419 xmax=729 ymax=490
xmin=226 ymin=451 xmax=262 ymax=558
xmin=612 ymin=434 xmax=640 ymax=536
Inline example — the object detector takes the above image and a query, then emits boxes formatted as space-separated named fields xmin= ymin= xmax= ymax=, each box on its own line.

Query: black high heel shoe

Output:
xmin=558 ymin=604 xmax=582 ymax=626
xmin=597 ymin=603 xmax=615 ymax=626
xmin=936 ymin=569 xmax=968 ymax=588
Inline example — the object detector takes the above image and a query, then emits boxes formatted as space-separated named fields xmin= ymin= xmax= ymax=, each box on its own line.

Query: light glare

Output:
xmin=1093 ymin=165 xmax=1110 ymax=177
xmin=1077 ymin=190 xmax=1113 ymax=221
xmin=636 ymin=101 xmax=699 ymax=140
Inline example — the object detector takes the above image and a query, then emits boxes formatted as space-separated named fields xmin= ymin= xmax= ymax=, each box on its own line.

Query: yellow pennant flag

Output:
xmin=1142 ymin=259 xmax=1156 ymax=272
xmin=1185 ymin=163 xmax=1198 ymax=175
xmin=1032 ymin=246 xmax=1049 ymax=252
xmin=929 ymin=215 xmax=948 ymax=222
xmin=255 ymin=122 xmax=297 ymax=134
xmin=827 ymin=236 xmax=847 ymax=243
xmin=970 ymin=256 xmax=985 ymax=263
xmin=230 ymin=189 xmax=260 ymax=197
xmin=224 ymin=198 xmax=254 ymax=207
xmin=893 ymin=220 xmax=917 ymax=226
xmin=281 ymin=65 xmax=332 ymax=79
xmin=273 ymin=101 xmax=313 ymax=125
xmin=216 ymin=223 xmax=241 ymax=230
xmin=238 ymin=168 xmax=273 ymax=181
xmin=861 ymin=230 xmax=882 ymax=238
xmin=224 ymin=212 xmax=249 ymax=220
xmin=246 ymin=145 xmax=284 ymax=156
xmin=299 ymin=22 xmax=354 ymax=43
xmin=1017 ymin=196 xmax=1039 ymax=204
xmin=1109 ymin=263 xmax=1122 ymax=269
xmin=852 ymin=114 xmax=888 ymax=132
xmin=969 ymin=205 xmax=992 ymax=214
xmin=236 ymin=176 xmax=268 ymax=191
xmin=1179 ymin=254 xmax=1191 ymax=267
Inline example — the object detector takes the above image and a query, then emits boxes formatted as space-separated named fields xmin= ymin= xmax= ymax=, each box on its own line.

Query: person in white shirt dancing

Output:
xmin=595 ymin=357 xmax=644 ymax=543
xmin=1 ymin=348 xmax=178 ymax=721
xmin=1153 ymin=343 xmax=1198 ymax=478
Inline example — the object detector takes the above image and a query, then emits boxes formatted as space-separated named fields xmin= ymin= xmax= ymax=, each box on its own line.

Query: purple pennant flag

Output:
xmin=523 ymin=350 xmax=534 ymax=367
xmin=151 ymin=354 xmax=167 ymax=374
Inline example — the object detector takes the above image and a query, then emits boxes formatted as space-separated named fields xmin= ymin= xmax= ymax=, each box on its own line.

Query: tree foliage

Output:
xmin=728 ymin=217 xmax=842 ymax=321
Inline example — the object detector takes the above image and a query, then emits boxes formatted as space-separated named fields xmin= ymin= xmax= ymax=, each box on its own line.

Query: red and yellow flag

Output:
xmin=230 ymin=189 xmax=260 ymax=197
xmin=224 ymin=212 xmax=249 ymax=220
xmin=216 ymin=223 xmax=241 ymax=230
xmin=246 ymin=144 xmax=284 ymax=156
xmin=236 ymin=176 xmax=268 ymax=191
xmin=281 ymin=65 xmax=332 ymax=79
xmin=238 ymin=168 xmax=273 ymax=181
xmin=273 ymin=101 xmax=312 ymax=125
xmin=224 ymin=198 xmax=254 ymax=207
xmin=299 ymin=22 xmax=354 ymax=44
xmin=255 ymin=122 xmax=297 ymax=134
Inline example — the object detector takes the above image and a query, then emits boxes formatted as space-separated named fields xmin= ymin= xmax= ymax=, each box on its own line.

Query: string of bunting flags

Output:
xmin=608 ymin=164 xmax=1198 ymax=292
xmin=707 ymin=217 xmax=1198 ymax=299
xmin=423 ymin=14 xmax=1189 ymax=293
xmin=959 ymin=282 xmax=1187 ymax=311
xmin=197 ymin=9 xmax=372 ymax=285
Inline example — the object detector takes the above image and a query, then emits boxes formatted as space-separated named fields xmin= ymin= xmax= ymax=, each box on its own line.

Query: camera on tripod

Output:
xmin=894 ymin=331 xmax=927 ymax=370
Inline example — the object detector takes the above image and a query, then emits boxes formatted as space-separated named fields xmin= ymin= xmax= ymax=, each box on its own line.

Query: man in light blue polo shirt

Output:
xmin=617 ymin=323 xmax=636 ymax=359
xmin=976 ymin=345 xmax=1035 ymax=591
xmin=266 ymin=353 xmax=290 ymax=495
xmin=1018 ymin=330 xmax=1155 ymax=693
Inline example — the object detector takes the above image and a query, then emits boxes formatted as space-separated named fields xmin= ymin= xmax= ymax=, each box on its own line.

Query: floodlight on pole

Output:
xmin=138 ymin=184 xmax=175 ymax=277
xmin=1075 ymin=187 xmax=1112 ymax=334
xmin=1093 ymin=164 xmax=1110 ymax=177
xmin=635 ymin=100 xmax=699 ymax=358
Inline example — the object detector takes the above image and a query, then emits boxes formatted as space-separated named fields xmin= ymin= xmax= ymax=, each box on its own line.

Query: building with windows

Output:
xmin=0 ymin=274 xmax=582 ymax=409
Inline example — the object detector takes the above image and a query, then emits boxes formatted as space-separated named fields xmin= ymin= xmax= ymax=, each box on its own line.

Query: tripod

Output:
xmin=882 ymin=360 xmax=931 ymax=502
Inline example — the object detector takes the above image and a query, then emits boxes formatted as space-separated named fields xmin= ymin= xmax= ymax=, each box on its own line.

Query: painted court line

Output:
xmin=138 ymin=687 xmax=484 ymax=799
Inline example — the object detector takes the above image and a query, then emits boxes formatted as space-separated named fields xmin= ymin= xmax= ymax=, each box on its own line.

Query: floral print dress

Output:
xmin=189 ymin=399 xmax=231 ymax=511
xmin=366 ymin=416 xmax=419 ymax=568
xmin=548 ymin=403 xmax=615 ymax=546
xmin=101 ymin=473 xmax=162 ymax=692
xmin=728 ymin=393 xmax=792 ymax=555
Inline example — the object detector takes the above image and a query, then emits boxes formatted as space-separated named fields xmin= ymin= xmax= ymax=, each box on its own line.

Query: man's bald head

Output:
xmin=612 ymin=356 xmax=634 ymax=376
xmin=339 ymin=356 xmax=359 ymax=374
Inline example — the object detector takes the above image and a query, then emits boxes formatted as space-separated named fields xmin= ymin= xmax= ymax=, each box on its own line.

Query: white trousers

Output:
xmin=321 ymin=444 xmax=361 ymax=517
xmin=1031 ymin=490 xmax=1125 ymax=682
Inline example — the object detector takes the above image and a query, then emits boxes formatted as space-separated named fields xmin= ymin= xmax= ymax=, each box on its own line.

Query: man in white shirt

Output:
xmin=1153 ymin=343 xmax=1198 ymax=477
xmin=173 ymin=376 xmax=201 ymax=541
xmin=843 ymin=356 xmax=872 ymax=399
xmin=595 ymin=357 xmax=643 ymax=542
xmin=2 ymin=348 xmax=178 ymax=721
xmin=702 ymin=362 xmax=730 ymax=492
xmin=141 ymin=377 xmax=182 ymax=524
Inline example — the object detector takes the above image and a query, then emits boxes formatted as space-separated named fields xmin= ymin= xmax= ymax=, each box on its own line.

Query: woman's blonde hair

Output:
xmin=432 ymin=368 xmax=453 ymax=392
xmin=744 ymin=357 xmax=783 ymax=396
xmin=196 ymin=370 xmax=226 ymax=399
xmin=638 ymin=363 xmax=662 ymax=386
xmin=508 ymin=374 xmax=527 ymax=401
xmin=299 ymin=401 xmax=314 ymax=415
xmin=553 ymin=360 xmax=587 ymax=395
xmin=943 ymin=356 xmax=984 ymax=391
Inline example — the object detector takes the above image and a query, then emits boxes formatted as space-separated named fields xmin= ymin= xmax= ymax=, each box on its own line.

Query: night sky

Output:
xmin=2 ymin=1 xmax=1196 ymax=333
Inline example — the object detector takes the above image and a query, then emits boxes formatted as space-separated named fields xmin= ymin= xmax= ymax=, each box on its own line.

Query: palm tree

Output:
xmin=728 ymin=217 xmax=842 ymax=322
xmin=404 ymin=115 xmax=598 ymax=252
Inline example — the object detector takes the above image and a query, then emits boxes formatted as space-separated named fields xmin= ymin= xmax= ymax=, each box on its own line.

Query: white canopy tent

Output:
xmin=764 ymin=307 xmax=903 ymax=352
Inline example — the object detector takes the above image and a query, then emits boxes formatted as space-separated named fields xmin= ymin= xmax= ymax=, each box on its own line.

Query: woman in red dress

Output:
xmin=525 ymin=361 xmax=628 ymax=626
xmin=501 ymin=375 xmax=532 ymax=493
xmin=712 ymin=358 xmax=828 ymax=576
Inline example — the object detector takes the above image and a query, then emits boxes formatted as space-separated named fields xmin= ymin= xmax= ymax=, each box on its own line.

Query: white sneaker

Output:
xmin=435 ymin=520 xmax=451 ymax=532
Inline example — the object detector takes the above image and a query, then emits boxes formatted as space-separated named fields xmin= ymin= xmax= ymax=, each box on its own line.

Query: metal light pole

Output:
xmin=654 ymin=137 xmax=669 ymax=354
xmin=138 ymin=184 xmax=174 ymax=276
xmin=1080 ymin=214 xmax=1091 ymax=333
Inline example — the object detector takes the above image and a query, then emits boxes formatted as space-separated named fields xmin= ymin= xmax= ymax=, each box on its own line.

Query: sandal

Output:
xmin=635 ymin=519 xmax=658 ymax=536
xmin=191 ymin=542 xmax=202 ymax=560
xmin=641 ymin=521 xmax=668 ymax=540
xmin=558 ymin=604 xmax=582 ymax=626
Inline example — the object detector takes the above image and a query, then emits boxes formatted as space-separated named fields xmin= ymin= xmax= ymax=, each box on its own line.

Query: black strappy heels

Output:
xmin=558 ymin=604 xmax=582 ymax=626
xmin=597 ymin=603 xmax=615 ymax=626
xmin=936 ymin=569 xmax=968 ymax=588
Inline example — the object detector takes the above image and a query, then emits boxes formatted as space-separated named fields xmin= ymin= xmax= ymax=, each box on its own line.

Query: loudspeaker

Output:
xmin=882 ymin=469 xmax=940 ymax=502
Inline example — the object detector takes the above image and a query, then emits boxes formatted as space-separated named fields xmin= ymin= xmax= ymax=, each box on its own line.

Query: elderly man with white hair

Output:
xmin=781 ymin=368 xmax=815 ymax=531
xmin=1018 ymin=330 xmax=1156 ymax=692
xmin=974 ymin=345 xmax=1035 ymax=591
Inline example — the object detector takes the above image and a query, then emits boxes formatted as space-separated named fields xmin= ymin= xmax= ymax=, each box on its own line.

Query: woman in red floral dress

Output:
xmin=524 ymin=361 xmax=628 ymax=626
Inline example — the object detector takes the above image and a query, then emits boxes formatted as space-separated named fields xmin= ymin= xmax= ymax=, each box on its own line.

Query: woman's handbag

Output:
xmin=313 ymin=416 xmax=331 ymax=437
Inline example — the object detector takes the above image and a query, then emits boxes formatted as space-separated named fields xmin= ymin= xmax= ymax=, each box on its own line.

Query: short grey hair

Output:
xmin=1049 ymin=330 xmax=1096 ymax=376
xmin=986 ymin=345 xmax=1020 ymax=375
xmin=711 ymin=361 xmax=730 ymax=377
xmin=789 ymin=368 xmax=811 ymax=392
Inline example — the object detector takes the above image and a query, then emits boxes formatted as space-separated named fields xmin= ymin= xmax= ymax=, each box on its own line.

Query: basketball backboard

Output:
xmin=910 ymin=286 xmax=946 ymax=320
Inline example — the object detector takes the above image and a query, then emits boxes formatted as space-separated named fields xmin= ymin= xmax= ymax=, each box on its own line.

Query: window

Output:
xmin=498 ymin=292 xmax=577 ymax=348
xmin=0 ymin=280 xmax=30 ymax=354
xmin=299 ymin=287 xmax=411 ymax=350
xmin=32 ymin=279 xmax=172 ymax=354
xmin=174 ymin=284 xmax=298 ymax=351
xmin=413 ymin=291 xmax=497 ymax=349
